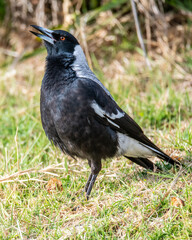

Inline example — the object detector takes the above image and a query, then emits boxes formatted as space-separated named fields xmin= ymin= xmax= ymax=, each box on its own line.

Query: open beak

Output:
xmin=30 ymin=25 xmax=54 ymax=45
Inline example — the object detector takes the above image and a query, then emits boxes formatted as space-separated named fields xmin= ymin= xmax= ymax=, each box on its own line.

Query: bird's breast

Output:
xmin=40 ymin=85 xmax=118 ymax=160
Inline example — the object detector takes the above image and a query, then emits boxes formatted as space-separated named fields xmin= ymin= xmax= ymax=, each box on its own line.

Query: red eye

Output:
xmin=60 ymin=36 xmax=65 ymax=41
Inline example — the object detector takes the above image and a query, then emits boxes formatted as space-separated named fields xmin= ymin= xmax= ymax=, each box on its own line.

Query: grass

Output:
xmin=0 ymin=45 xmax=192 ymax=239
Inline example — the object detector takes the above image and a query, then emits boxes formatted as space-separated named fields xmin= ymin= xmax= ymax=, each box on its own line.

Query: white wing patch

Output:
xmin=116 ymin=132 xmax=154 ymax=157
xmin=91 ymin=101 xmax=125 ymax=122
xmin=91 ymin=101 xmax=158 ymax=158
xmin=109 ymin=111 xmax=125 ymax=120
xmin=91 ymin=101 xmax=105 ymax=117
xmin=107 ymin=119 xmax=120 ymax=128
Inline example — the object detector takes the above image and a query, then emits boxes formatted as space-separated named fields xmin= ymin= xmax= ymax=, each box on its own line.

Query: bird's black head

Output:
xmin=30 ymin=25 xmax=79 ymax=56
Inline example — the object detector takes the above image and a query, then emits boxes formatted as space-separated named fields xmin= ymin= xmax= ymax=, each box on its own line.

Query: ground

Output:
xmin=0 ymin=46 xmax=192 ymax=239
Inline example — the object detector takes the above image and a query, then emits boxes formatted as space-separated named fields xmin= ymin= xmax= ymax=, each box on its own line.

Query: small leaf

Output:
xmin=46 ymin=178 xmax=63 ymax=193
xmin=170 ymin=197 xmax=185 ymax=207
xmin=125 ymin=208 xmax=130 ymax=214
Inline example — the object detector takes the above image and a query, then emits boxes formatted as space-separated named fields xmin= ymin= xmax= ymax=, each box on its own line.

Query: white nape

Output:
xmin=116 ymin=132 xmax=154 ymax=157
xmin=72 ymin=45 xmax=113 ymax=98
xmin=72 ymin=45 xmax=89 ymax=78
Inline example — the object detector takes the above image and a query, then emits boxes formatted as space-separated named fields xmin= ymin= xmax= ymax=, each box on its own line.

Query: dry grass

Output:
xmin=0 ymin=8 xmax=192 ymax=237
xmin=0 ymin=48 xmax=192 ymax=238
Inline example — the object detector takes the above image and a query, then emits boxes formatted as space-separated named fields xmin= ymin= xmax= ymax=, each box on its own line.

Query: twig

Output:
xmin=15 ymin=128 xmax=19 ymax=171
xmin=80 ymin=16 xmax=93 ymax=70
xmin=17 ymin=219 xmax=23 ymax=240
xmin=9 ymin=47 xmax=27 ymax=70
xmin=136 ymin=163 xmax=192 ymax=228
xmin=51 ymin=0 xmax=59 ymax=26
xmin=0 ymin=168 xmax=36 ymax=183
xmin=131 ymin=0 xmax=151 ymax=69
xmin=0 ymin=48 xmax=19 ymax=57
xmin=0 ymin=163 xmax=66 ymax=183
xmin=143 ymin=167 xmax=183 ymax=221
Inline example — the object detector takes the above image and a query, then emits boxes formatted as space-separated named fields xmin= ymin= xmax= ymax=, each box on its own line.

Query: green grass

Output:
xmin=0 ymin=48 xmax=192 ymax=239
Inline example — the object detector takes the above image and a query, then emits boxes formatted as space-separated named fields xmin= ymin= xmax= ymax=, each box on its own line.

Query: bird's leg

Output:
xmin=85 ymin=159 xmax=101 ymax=200
xmin=84 ymin=173 xmax=92 ymax=192
xmin=84 ymin=160 xmax=92 ymax=193
xmin=86 ymin=174 xmax=98 ymax=200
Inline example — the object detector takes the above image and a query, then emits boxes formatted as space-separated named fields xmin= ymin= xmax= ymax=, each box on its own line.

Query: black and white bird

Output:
xmin=30 ymin=25 xmax=180 ymax=198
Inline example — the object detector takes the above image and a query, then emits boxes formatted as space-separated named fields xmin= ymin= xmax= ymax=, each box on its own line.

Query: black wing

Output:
xmin=79 ymin=78 xmax=180 ymax=167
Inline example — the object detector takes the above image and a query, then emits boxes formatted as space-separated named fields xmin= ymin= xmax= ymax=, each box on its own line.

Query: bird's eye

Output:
xmin=60 ymin=36 xmax=65 ymax=41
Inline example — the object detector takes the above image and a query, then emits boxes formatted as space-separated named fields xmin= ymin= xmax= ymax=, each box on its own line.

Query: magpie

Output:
xmin=30 ymin=25 xmax=180 ymax=199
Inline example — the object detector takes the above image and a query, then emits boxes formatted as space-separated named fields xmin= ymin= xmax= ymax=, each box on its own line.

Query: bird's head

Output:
xmin=30 ymin=25 xmax=79 ymax=56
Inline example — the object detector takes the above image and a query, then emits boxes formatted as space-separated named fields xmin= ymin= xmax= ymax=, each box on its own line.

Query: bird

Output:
xmin=30 ymin=25 xmax=180 ymax=199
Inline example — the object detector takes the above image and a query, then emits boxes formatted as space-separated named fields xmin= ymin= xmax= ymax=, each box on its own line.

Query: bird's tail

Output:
xmin=124 ymin=156 xmax=160 ymax=171
xmin=155 ymin=151 xmax=180 ymax=166
xmin=140 ymin=142 xmax=181 ymax=167
xmin=124 ymin=143 xmax=181 ymax=171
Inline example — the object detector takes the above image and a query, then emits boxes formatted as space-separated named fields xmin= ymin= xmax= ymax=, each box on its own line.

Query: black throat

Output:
xmin=43 ymin=53 xmax=76 ymax=89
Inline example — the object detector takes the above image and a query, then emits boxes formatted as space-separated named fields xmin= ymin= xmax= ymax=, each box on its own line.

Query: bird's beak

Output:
xmin=30 ymin=25 xmax=54 ymax=45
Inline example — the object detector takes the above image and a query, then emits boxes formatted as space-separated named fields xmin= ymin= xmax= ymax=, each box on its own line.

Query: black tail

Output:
xmin=124 ymin=156 xmax=161 ymax=171
xmin=155 ymin=151 xmax=180 ymax=166
xmin=139 ymin=142 xmax=181 ymax=167
xmin=125 ymin=152 xmax=180 ymax=171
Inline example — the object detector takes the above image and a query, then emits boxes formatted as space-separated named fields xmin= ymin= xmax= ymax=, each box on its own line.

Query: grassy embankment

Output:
xmin=0 ymin=42 xmax=192 ymax=239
